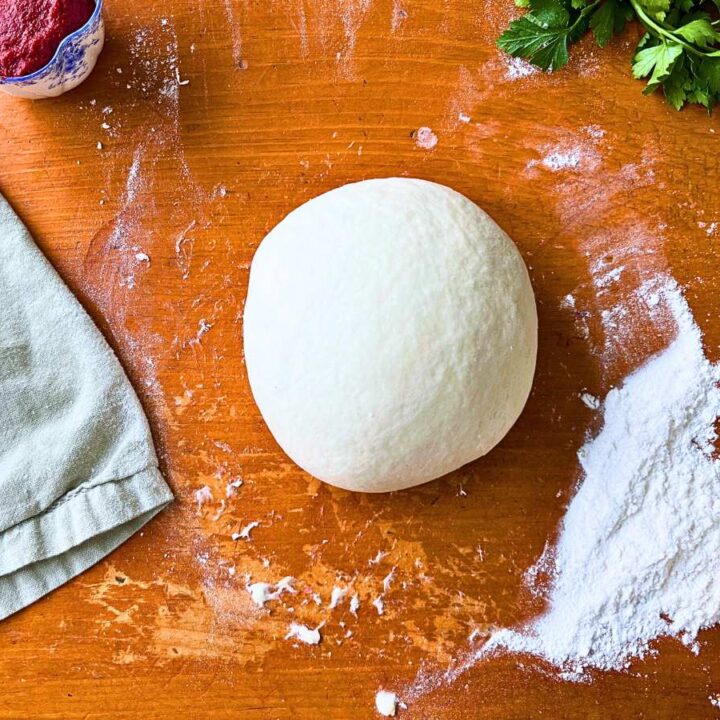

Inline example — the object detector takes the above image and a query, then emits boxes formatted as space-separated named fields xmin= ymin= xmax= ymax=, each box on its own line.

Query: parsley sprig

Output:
xmin=497 ymin=0 xmax=720 ymax=110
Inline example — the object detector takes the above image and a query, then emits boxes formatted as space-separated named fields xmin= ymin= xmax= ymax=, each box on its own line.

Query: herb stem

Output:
xmin=628 ymin=0 xmax=707 ymax=58
xmin=576 ymin=0 xmax=602 ymax=25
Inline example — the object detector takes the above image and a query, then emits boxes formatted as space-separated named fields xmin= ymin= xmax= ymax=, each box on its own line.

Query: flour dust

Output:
xmin=487 ymin=276 xmax=720 ymax=677
xmin=222 ymin=0 xmax=244 ymax=68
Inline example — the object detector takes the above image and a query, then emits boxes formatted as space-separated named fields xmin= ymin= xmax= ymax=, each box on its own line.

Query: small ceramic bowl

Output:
xmin=0 ymin=0 xmax=104 ymax=99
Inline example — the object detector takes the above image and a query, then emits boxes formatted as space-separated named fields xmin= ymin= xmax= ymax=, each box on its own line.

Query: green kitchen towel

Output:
xmin=0 ymin=193 xmax=173 ymax=621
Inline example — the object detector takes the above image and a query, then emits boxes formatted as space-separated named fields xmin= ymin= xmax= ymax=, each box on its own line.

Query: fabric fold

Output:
xmin=0 ymin=193 xmax=173 ymax=621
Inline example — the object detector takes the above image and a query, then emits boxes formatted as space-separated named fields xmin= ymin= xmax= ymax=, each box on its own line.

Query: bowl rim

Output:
xmin=1 ymin=0 xmax=103 ymax=84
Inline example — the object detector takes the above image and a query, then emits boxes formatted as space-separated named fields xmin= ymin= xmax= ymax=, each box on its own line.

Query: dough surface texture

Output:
xmin=243 ymin=178 xmax=537 ymax=493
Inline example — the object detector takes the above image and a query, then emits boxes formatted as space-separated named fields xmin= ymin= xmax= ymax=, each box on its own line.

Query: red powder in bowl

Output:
xmin=0 ymin=0 xmax=96 ymax=77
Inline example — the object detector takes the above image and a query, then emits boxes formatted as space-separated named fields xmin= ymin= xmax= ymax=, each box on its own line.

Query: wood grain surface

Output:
xmin=2 ymin=1 xmax=720 ymax=718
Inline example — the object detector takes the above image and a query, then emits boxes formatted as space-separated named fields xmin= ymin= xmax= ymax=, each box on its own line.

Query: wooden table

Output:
xmin=2 ymin=1 xmax=720 ymax=717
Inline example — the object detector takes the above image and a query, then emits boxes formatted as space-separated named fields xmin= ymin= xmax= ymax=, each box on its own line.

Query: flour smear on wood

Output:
xmin=487 ymin=276 xmax=720 ymax=677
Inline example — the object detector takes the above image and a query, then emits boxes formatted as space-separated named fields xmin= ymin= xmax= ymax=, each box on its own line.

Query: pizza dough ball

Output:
xmin=243 ymin=178 xmax=537 ymax=493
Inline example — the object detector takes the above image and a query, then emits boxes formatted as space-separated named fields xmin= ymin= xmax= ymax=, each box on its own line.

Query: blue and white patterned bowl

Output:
xmin=0 ymin=0 xmax=104 ymax=99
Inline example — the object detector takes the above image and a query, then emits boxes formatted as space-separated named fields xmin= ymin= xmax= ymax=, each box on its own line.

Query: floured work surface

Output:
xmin=1 ymin=1 xmax=720 ymax=718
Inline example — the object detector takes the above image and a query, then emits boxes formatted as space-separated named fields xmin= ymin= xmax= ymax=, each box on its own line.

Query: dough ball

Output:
xmin=243 ymin=178 xmax=537 ymax=493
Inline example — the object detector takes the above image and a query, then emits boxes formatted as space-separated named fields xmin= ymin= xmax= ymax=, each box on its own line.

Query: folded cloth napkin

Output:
xmin=0 ymin=193 xmax=173 ymax=621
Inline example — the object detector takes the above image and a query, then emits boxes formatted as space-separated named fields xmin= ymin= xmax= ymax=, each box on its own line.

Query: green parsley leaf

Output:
xmin=632 ymin=41 xmax=683 ymax=86
xmin=696 ymin=57 xmax=720 ymax=94
xmin=662 ymin=53 xmax=691 ymax=108
xmin=590 ymin=0 xmax=633 ymax=47
xmin=497 ymin=0 xmax=601 ymax=71
xmin=497 ymin=1 xmax=573 ymax=71
xmin=675 ymin=18 xmax=720 ymax=49
xmin=497 ymin=0 xmax=720 ymax=111
xmin=635 ymin=0 xmax=672 ymax=21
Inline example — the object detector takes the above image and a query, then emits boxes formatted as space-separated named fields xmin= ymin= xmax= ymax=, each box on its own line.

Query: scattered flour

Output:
xmin=561 ymin=293 xmax=576 ymax=309
xmin=175 ymin=219 xmax=196 ymax=280
xmin=102 ymin=145 xmax=145 ymax=291
xmin=339 ymin=0 xmax=373 ymax=74
xmin=527 ymin=129 xmax=604 ymax=174
xmin=286 ymin=622 xmax=323 ymax=645
xmin=329 ymin=586 xmax=348 ymax=609
xmin=372 ymin=597 xmax=385 ymax=616
xmin=390 ymin=0 xmax=407 ymax=32
xmin=226 ymin=478 xmax=243 ymax=498
xmin=579 ymin=392 xmax=600 ymax=410
xmin=542 ymin=147 xmax=583 ymax=171
xmin=503 ymin=55 xmax=538 ymax=80
xmin=375 ymin=690 xmax=398 ymax=716
xmin=382 ymin=568 xmax=396 ymax=592
xmin=210 ymin=500 xmax=226 ymax=522
xmin=222 ymin=0 xmax=244 ymax=68
xmin=194 ymin=485 xmax=214 ymax=508
xmin=583 ymin=124 xmax=606 ymax=140
xmin=232 ymin=521 xmax=260 ymax=541
xmin=247 ymin=576 xmax=295 ymax=608
xmin=594 ymin=264 xmax=625 ymax=290
xmin=540 ymin=147 xmax=583 ymax=171
xmin=482 ymin=277 xmax=720 ymax=677
xmin=190 ymin=318 xmax=213 ymax=347
xmin=84 ymin=15 xmax=220 ymax=350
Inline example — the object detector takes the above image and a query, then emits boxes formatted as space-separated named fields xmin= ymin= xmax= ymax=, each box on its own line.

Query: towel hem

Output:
xmin=0 ymin=466 xmax=172 ymax=620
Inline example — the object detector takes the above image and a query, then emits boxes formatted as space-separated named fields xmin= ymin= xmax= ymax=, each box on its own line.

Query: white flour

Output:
xmin=247 ymin=576 xmax=295 ymax=608
xmin=375 ymin=690 xmax=399 ymax=716
xmin=372 ymin=596 xmax=385 ymax=615
xmin=222 ymin=0 xmax=244 ymax=68
xmin=486 ymin=276 xmax=720 ymax=676
xmin=503 ymin=55 xmax=538 ymax=80
xmin=232 ymin=521 xmax=260 ymax=541
xmin=286 ymin=622 xmax=323 ymax=645
xmin=528 ymin=141 xmax=601 ymax=174
xmin=328 ymin=586 xmax=347 ymax=609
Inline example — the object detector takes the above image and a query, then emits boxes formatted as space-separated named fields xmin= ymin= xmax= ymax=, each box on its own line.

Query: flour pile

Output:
xmin=486 ymin=276 xmax=720 ymax=676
